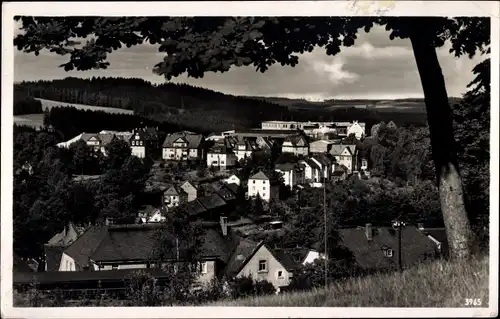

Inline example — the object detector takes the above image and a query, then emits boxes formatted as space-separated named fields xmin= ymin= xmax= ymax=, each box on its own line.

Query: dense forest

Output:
xmin=14 ymin=77 xmax=428 ymax=133
xmin=42 ymin=107 xmax=193 ymax=142
xmin=14 ymin=92 xmax=43 ymax=115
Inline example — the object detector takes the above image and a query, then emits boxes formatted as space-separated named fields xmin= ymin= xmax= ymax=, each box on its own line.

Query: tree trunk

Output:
xmin=409 ymin=26 xmax=472 ymax=260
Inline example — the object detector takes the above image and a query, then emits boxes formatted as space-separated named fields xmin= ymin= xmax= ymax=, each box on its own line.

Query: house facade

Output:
xmin=329 ymin=144 xmax=357 ymax=174
xmin=298 ymin=159 xmax=322 ymax=183
xmin=309 ymin=140 xmax=334 ymax=154
xmin=346 ymin=121 xmax=366 ymax=140
xmin=234 ymin=138 xmax=259 ymax=162
xmin=163 ymin=185 xmax=189 ymax=208
xmin=247 ymin=171 xmax=278 ymax=202
xmin=129 ymin=128 xmax=148 ymax=158
xmin=180 ymin=181 xmax=198 ymax=202
xmin=206 ymin=145 xmax=238 ymax=169
xmin=233 ymin=241 xmax=298 ymax=293
xmin=281 ymin=135 xmax=309 ymax=156
xmin=162 ymin=131 xmax=205 ymax=161
xmin=275 ymin=163 xmax=304 ymax=190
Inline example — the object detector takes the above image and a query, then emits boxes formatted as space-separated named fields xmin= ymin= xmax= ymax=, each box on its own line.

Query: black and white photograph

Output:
xmin=1 ymin=1 xmax=498 ymax=317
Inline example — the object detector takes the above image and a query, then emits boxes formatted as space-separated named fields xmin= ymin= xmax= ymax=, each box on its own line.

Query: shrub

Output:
xmin=227 ymin=275 xmax=276 ymax=299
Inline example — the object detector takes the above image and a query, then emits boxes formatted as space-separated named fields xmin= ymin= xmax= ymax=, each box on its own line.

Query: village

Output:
xmin=13 ymin=118 xmax=448 ymax=296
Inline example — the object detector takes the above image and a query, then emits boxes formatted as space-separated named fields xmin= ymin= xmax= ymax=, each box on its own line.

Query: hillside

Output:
xmin=14 ymin=77 xmax=431 ymax=132
xmin=14 ymin=77 xmax=292 ymax=132
xmin=210 ymin=256 xmax=489 ymax=307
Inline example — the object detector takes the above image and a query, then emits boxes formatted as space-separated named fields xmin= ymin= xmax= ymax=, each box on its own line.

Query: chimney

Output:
xmin=417 ymin=223 xmax=424 ymax=230
xmin=220 ymin=216 xmax=228 ymax=236
xmin=365 ymin=223 xmax=373 ymax=241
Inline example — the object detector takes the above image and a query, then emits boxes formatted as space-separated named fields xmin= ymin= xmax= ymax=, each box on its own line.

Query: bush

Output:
xmin=227 ymin=275 xmax=276 ymax=299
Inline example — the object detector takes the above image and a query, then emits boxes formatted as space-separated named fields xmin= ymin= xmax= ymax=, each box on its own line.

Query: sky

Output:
xmin=13 ymin=21 xmax=485 ymax=101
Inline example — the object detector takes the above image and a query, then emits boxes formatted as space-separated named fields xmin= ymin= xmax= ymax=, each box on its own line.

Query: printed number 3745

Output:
xmin=465 ymin=298 xmax=482 ymax=306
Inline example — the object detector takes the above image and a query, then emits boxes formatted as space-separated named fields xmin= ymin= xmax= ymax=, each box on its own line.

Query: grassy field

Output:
xmin=36 ymin=98 xmax=134 ymax=114
xmin=13 ymin=98 xmax=134 ymax=128
xmin=209 ymin=255 xmax=489 ymax=307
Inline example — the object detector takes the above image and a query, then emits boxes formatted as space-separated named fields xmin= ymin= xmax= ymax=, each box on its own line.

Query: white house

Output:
xmin=247 ymin=171 xmax=278 ymax=202
xmin=162 ymin=131 xmax=205 ymax=161
xmin=274 ymin=163 xmax=304 ymax=190
xmin=163 ymin=186 xmax=188 ymax=208
xmin=329 ymin=144 xmax=357 ymax=174
xmin=234 ymin=138 xmax=259 ymax=162
xmin=129 ymin=129 xmax=147 ymax=158
xmin=224 ymin=174 xmax=241 ymax=186
xmin=298 ymin=159 xmax=322 ymax=183
xmin=206 ymin=145 xmax=238 ymax=169
xmin=281 ymin=135 xmax=309 ymax=156
xmin=233 ymin=241 xmax=297 ymax=293
xmin=346 ymin=121 xmax=366 ymax=140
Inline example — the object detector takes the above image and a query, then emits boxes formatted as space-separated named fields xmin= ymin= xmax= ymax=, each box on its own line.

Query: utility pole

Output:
xmin=392 ymin=220 xmax=406 ymax=272
xmin=323 ymin=167 xmax=328 ymax=290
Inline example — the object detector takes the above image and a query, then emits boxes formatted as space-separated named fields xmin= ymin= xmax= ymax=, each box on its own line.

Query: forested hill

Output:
xmin=14 ymin=77 xmax=292 ymax=132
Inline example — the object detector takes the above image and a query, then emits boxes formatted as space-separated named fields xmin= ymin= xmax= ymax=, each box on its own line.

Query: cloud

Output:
xmin=13 ymin=25 xmax=485 ymax=100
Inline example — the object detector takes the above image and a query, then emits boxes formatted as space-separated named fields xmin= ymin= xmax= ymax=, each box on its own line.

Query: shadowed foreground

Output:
xmin=209 ymin=256 xmax=489 ymax=307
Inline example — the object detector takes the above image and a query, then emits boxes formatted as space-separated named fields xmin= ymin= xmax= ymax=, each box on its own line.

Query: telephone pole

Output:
xmin=323 ymin=167 xmax=328 ymax=290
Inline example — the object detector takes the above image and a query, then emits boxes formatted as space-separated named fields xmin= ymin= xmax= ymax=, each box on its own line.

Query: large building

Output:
xmin=162 ymin=131 xmax=205 ymax=161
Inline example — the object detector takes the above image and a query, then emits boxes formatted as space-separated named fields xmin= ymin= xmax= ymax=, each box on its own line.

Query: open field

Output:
xmin=209 ymin=255 xmax=489 ymax=307
xmin=13 ymin=113 xmax=45 ymax=128
xmin=36 ymin=98 xmax=134 ymax=114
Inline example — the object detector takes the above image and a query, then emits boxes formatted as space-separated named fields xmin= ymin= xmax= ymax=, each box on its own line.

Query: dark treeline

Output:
xmin=15 ymin=77 xmax=428 ymax=133
xmin=14 ymin=77 xmax=291 ymax=131
xmin=44 ymin=107 xmax=195 ymax=141
xmin=14 ymin=91 xmax=43 ymax=115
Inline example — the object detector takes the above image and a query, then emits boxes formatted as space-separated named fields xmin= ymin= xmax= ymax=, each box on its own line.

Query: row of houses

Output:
xmin=261 ymin=120 xmax=366 ymax=140
xmin=34 ymin=218 xmax=448 ymax=293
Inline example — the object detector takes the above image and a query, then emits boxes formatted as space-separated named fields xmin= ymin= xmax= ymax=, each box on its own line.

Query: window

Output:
xmin=252 ymin=186 xmax=256 ymax=191
xmin=200 ymin=262 xmax=208 ymax=274
xmin=140 ymin=141 xmax=143 ymax=146
xmin=263 ymin=187 xmax=266 ymax=190
xmin=258 ymin=260 xmax=268 ymax=272
xmin=277 ymin=270 xmax=284 ymax=279
xmin=220 ymin=161 xmax=225 ymax=165
xmin=253 ymin=180 xmax=256 ymax=184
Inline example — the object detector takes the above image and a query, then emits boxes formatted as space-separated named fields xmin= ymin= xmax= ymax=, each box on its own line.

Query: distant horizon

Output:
xmin=13 ymin=76 xmax=462 ymax=102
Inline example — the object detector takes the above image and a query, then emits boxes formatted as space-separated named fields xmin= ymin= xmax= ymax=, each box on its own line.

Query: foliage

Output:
xmin=226 ymin=275 xmax=276 ymax=299
xmin=210 ymin=255 xmax=489 ymax=307
xmin=14 ymin=91 xmax=43 ymax=115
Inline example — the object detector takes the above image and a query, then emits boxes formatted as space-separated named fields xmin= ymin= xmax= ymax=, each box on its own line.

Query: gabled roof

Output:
xmin=198 ymin=194 xmax=227 ymax=211
xmin=229 ymin=241 xmax=300 ymax=277
xmin=164 ymin=185 xmax=187 ymax=196
xmin=249 ymin=171 xmax=269 ymax=180
xmin=64 ymin=223 xmax=237 ymax=267
xmin=303 ymin=159 xmax=321 ymax=170
xmin=312 ymin=154 xmax=332 ymax=166
xmin=163 ymin=131 xmax=203 ymax=148
xmin=63 ymin=225 xmax=109 ymax=268
xmin=184 ymin=199 xmax=208 ymax=217
xmin=98 ymin=133 xmax=116 ymax=146
xmin=224 ymin=183 xmax=239 ymax=195
xmin=283 ymin=134 xmax=308 ymax=147
xmin=13 ymin=253 xmax=34 ymax=273
xmin=46 ymin=222 xmax=83 ymax=247
xmin=216 ymin=187 xmax=237 ymax=202
xmin=225 ymin=238 xmax=260 ymax=277
xmin=339 ymin=226 xmax=438 ymax=271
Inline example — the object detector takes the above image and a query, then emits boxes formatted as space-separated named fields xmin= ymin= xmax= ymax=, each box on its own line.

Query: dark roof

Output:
xmin=198 ymin=194 xmax=227 ymax=211
xmin=64 ymin=223 xmax=236 ymax=266
xmin=43 ymin=246 xmax=66 ymax=272
xmin=184 ymin=199 xmax=208 ymax=217
xmin=224 ymin=183 xmax=239 ymax=195
xmin=332 ymin=170 xmax=346 ymax=176
xmin=421 ymin=228 xmax=449 ymax=257
xmin=162 ymin=131 xmax=203 ymax=148
xmin=164 ymin=185 xmax=186 ymax=196
xmin=275 ymin=162 xmax=296 ymax=171
xmin=14 ymin=254 xmax=34 ymax=273
xmin=339 ymin=226 xmax=438 ymax=271
xmin=225 ymin=238 xmax=259 ymax=277
xmin=282 ymin=248 xmax=312 ymax=264
xmin=303 ymin=159 xmax=321 ymax=170
xmin=283 ymin=135 xmax=308 ymax=147
xmin=250 ymin=171 xmax=269 ymax=180
xmin=64 ymin=225 xmax=108 ymax=268
xmin=269 ymin=248 xmax=301 ymax=272
xmin=216 ymin=187 xmax=237 ymax=202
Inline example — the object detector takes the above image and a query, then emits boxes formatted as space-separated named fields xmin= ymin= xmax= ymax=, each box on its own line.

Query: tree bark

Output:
xmin=409 ymin=25 xmax=473 ymax=260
